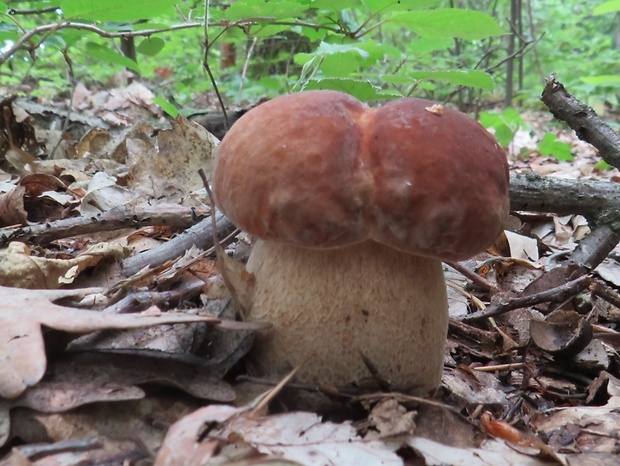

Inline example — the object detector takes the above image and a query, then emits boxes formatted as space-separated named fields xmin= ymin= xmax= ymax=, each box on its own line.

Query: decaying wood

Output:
xmin=120 ymin=211 xmax=237 ymax=277
xmin=509 ymin=173 xmax=620 ymax=220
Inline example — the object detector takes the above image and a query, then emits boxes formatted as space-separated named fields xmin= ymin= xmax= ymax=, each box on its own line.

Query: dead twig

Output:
xmin=120 ymin=211 xmax=237 ymax=277
xmin=567 ymin=224 xmax=620 ymax=272
xmin=473 ymin=363 xmax=526 ymax=372
xmin=447 ymin=261 xmax=501 ymax=293
xmin=0 ymin=204 xmax=209 ymax=246
xmin=590 ymin=280 xmax=620 ymax=311
xmin=541 ymin=74 xmax=620 ymax=169
xmin=448 ymin=318 xmax=499 ymax=345
xmin=461 ymin=275 xmax=591 ymax=323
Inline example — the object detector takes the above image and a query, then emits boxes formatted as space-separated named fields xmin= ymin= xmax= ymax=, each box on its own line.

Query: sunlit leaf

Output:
xmin=85 ymin=42 xmax=141 ymax=73
xmin=60 ymin=0 xmax=177 ymax=22
xmin=593 ymin=0 xmax=620 ymax=15
xmin=222 ymin=0 xmax=308 ymax=21
xmin=153 ymin=96 xmax=179 ymax=118
xmin=303 ymin=0 xmax=360 ymax=12
xmin=409 ymin=70 xmax=495 ymax=91
xmin=295 ymin=41 xmax=384 ymax=76
xmin=408 ymin=38 xmax=452 ymax=53
xmin=303 ymin=78 xmax=401 ymax=101
xmin=392 ymin=8 xmax=506 ymax=40
xmin=595 ymin=159 xmax=613 ymax=170
xmin=362 ymin=0 xmax=442 ymax=13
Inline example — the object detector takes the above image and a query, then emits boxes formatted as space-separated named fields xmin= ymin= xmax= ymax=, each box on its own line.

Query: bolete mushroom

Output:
xmin=213 ymin=90 xmax=509 ymax=394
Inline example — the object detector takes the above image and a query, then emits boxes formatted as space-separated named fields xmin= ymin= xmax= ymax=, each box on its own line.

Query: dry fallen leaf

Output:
xmin=368 ymin=398 xmax=416 ymax=438
xmin=9 ymin=395 xmax=199 ymax=464
xmin=0 ymin=241 xmax=130 ymax=289
xmin=155 ymin=404 xmax=403 ymax=466
xmin=504 ymin=230 xmax=540 ymax=261
xmin=407 ymin=437 xmax=566 ymax=466
xmin=0 ymin=184 xmax=28 ymax=226
xmin=0 ymin=285 xmax=218 ymax=399
xmin=126 ymin=115 xmax=219 ymax=200
xmin=77 ymin=171 xmax=138 ymax=216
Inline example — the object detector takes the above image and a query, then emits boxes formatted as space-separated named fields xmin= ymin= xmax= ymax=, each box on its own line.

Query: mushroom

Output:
xmin=212 ymin=90 xmax=509 ymax=394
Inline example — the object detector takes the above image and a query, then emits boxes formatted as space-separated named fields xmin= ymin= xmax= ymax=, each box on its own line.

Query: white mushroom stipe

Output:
xmin=247 ymin=239 xmax=448 ymax=392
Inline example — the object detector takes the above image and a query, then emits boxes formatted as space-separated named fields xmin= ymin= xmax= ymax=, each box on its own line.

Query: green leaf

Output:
xmin=85 ymin=42 xmax=141 ymax=73
xmin=153 ymin=96 xmax=178 ymax=118
xmin=43 ymin=35 xmax=68 ymax=50
xmin=303 ymin=0 xmax=360 ymax=12
xmin=595 ymin=160 xmax=612 ymax=171
xmin=300 ymin=25 xmax=329 ymax=41
xmin=593 ymin=0 xmax=620 ymax=15
xmin=409 ymin=70 xmax=495 ymax=91
xmin=580 ymin=75 xmax=620 ymax=87
xmin=303 ymin=78 xmax=400 ymax=101
xmin=392 ymin=9 xmax=506 ymax=40
xmin=295 ymin=41 xmax=384 ymax=76
xmin=250 ymin=24 xmax=293 ymax=38
xmin=222 ymin=0 xmax=308 ymax=21
xmin=408 ymin=38 xmax=452 ymax=53
xmin=60 ymin=0 xmax=177 ymax=22
xmin=538 ymin=133 xmax=573 ymax=161
xmin=479 ymin=108 xmax=524 ymax=147
xmin=362 ymin=0 xmax=442 ymax=13
xmin=0 ymin=21 xmax=17 ymax=41
xmin=58 ymin=29 xmax=87 ymax=47
xmin=137 ymin=37 xmax=165 ymax=56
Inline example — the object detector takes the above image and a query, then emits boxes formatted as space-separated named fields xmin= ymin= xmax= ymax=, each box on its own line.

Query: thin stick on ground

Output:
xmin=0 ymin=204 xmax=209 ymax=246
xmin=461 ymin=275 xmax=591 ymax=323
xmin=447 ymin=261 xmax=501 ymax=293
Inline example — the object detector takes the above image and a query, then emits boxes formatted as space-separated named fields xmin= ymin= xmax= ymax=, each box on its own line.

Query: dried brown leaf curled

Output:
xmin=0 ymin=242 xmax=130 ymax=289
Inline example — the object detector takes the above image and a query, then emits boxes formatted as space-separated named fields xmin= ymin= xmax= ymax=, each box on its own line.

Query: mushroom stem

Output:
xmin=246 ymin=239 xmax=449 ymax=393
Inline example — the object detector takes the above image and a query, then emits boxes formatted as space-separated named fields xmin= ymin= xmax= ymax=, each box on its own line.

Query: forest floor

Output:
xmin=0 ymin=78 xmax=619 ymax=466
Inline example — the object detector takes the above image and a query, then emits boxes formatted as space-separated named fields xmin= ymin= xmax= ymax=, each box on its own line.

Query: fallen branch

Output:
xmin=120 ymin=211 xmax=237 ymax=277
xmin=541 ymin=75 xmax=620 ymax=169
xmin=0 ymin=204 xmax=209 ymax=247
xmin=461 ymin=275 xmax=592 ymax=323
xmin=509 ymin=173 xmax=620 ymax=220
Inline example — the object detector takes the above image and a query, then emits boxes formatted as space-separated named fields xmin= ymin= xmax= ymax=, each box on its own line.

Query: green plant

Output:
xmin=479 ymin=107 xmax=525 ymax=147
xmin=537 ymin=133 xmax=573 ymax=161
xmin=1 ymin=0 xmax=510 ymax=107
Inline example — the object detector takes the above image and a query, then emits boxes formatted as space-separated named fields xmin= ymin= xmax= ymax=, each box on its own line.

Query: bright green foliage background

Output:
xmin=1 ymin=0 xmax=619 ymax=157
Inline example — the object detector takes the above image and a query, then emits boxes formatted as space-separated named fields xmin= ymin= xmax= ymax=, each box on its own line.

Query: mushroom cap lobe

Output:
xmin=213 ymin=90 xmax=509 ymax=261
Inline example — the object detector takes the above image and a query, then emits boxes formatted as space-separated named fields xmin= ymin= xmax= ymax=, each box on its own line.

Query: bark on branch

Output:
xmin=541 ymin=75 xmax=620 ymax=169
xmin=509 ymin=173 xmax=620 ymax=222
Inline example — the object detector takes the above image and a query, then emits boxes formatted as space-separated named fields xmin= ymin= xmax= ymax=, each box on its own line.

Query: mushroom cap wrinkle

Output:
xmin=212 ymin=90 xmax=510 ymax=391
xmin=213 ymin=90 xmax=509 ymax=262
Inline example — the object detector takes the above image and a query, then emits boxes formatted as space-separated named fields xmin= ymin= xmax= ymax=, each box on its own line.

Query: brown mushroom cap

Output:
xmin=213 ymin=90 xmax=509 ymax=261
